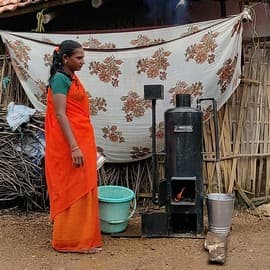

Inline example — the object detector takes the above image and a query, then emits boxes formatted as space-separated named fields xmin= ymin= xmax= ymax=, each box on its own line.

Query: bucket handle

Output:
xmin=100 ymin=198 xmax=137 ymax=224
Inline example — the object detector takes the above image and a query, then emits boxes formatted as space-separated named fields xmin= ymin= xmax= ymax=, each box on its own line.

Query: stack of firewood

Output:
xmin=0 ymin=105 xmax=48 ymax=211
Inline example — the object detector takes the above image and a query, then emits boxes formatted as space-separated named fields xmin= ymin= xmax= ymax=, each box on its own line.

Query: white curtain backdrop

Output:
xmin=0 ymin=12 xmax=245 ymax=163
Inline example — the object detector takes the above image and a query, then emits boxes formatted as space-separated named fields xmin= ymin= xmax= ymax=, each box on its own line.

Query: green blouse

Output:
xmin=50 ymin=72 xmax=72 ymax=95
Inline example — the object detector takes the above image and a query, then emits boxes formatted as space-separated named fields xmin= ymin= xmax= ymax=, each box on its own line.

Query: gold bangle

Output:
xmin=71 ymin=146 xmax=80 ymax=152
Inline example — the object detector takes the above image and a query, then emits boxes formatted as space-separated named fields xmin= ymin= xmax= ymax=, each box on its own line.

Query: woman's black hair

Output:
xmin=49 ymin=40 xmax=82 ymax=83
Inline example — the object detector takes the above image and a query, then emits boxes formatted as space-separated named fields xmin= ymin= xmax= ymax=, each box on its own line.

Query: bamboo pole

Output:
xmin=203 ymin=120 xmax=216 ymax=192
xmin=228 ymin=75 xmax=249 ymax=193
xmin=257 ymin=46 xmax=267 ymax=196
xmin=250 ymin=48 xmax=262 ymax=194
xmin=265 ymin=48 xmax=270 ymax=197
xmin=219 ymin=105 xmax=230 ymax=191
xmin=0 ymin=58 xmax=7 ymax=104
xmin=204 ymin=152 xmax=270 ymax=161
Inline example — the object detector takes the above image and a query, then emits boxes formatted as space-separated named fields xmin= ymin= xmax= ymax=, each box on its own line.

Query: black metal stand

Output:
xmin=143 ymin=84 xmax=164 ymax=205
xmin=141 ymin=85 xmax=169 ymax=237
xmin=151 ymin=98 xmax=159 ymax=205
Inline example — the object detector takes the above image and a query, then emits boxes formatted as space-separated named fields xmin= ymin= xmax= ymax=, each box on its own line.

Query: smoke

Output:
xmin=143 ymin=0 xmax=192 ymax=25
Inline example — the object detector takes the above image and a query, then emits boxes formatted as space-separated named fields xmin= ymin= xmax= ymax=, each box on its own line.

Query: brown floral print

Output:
xmin=89 ymin=56 xmax=123 ymax=87
xmin=185 ymin=31 xmax=219 ymax=64
xmin=168 ymin=80 xmax=203 ymax=105
xmin=137 ymin=48 xmax=171 ymax=80
xmin=6 ymin=39 xmax=31 ymax=69
xmin=34 ymin=79 xmax=47 ymax=105
xmin=43 ymin=53 xmax=53 ymax=67
xmin=130 ymin=146 xmax=151 ymax=159
xmin=149 ymin=121 xmax=164 ymax=139
xmin=216 ymin=55 xmax=238 ymax=93
xmin=181 ymin=26 xmax=200 ymax=38
xmin=130 ymin=35 xmax=165 ymax=47
xmin=89 ymin=97 xmax=107 ymax=116
xmin=102 ymin=125 xmax=125 ymax=143
xmin=202 ymin=105 xmax=213 ymax=122
xmin=82 ymin=37 xmax=116 ymax=49
xmin=11 ymin=59 xmax=29 ymax=81
xmin=232 ymin=20 xmax=242 ymax=37
xmin=121 ymin=91 xmax=152 ymax=122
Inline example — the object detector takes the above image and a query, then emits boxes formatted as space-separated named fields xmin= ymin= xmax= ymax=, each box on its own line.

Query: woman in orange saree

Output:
xmin=45 ymin=40 xmax=102 ymax=253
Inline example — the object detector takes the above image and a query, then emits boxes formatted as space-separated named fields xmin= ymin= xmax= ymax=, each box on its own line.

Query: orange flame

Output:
xmin=175 ymin=187 xmax=186 ymax=202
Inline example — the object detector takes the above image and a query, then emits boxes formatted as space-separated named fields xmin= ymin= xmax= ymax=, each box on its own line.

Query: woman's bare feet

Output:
xmin=55 ymin=247 xmax=102 ymax=254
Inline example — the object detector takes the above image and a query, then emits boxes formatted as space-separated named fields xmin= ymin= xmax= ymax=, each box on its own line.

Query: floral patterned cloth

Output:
xmin=0 ymin=13 xmax=244 ymax=163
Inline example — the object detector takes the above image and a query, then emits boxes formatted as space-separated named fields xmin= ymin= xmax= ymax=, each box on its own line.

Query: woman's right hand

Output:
xmin=71 ymin=148 xmax=84 ymax=168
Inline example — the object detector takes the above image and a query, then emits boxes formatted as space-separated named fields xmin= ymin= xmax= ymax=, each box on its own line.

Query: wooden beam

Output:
xmin=204 ymin=231 xmax=228 ymax=265
xmin=0 ymin=0 xmax=85 ymax=19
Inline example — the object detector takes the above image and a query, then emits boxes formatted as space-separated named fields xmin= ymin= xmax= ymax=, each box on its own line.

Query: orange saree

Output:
xmin=45 ymin=74 xmax=102 ymax=252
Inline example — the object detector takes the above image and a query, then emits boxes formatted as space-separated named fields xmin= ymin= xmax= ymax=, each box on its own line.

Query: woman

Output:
xmin=45 ymin=40 xmax=102 ymax=254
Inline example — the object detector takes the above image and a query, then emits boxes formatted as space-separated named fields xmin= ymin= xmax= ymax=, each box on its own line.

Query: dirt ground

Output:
xmin=0 ymin=208 xmax=269 ymax=270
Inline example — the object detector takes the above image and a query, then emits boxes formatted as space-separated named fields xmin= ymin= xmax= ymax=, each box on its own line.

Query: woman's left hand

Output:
xmin=71 ymin=147 xmax=84 ymax=168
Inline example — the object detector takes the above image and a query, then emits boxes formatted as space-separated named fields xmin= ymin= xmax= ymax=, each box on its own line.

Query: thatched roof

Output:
xmin=0 ymin=0 xmax=84 ymax=18
xmin=0 ymin=0 xmax=266 ymax=18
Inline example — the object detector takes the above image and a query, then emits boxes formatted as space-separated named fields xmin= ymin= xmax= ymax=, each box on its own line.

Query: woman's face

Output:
xmin=65 ymin=47 xmax=85 ymax=72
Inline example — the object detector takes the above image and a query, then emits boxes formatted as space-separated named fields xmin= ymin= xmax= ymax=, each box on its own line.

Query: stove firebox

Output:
xmin=141 ymin=89 xmax=205 ymax=238
xmin=165 ymin=93 xmax=204 ymax=235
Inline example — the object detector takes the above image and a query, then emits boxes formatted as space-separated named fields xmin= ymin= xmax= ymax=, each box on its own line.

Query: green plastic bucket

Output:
xmin=98 ymin=185 xmax=136 ymax=234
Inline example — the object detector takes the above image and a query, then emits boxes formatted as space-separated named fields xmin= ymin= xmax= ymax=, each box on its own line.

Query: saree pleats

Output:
xmin=52 ymin=189 xmax=102 ymax=252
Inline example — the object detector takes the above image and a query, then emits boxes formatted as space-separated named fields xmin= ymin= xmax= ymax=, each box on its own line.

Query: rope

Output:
xmin=34 ymin=9 xmax=46 ymax=33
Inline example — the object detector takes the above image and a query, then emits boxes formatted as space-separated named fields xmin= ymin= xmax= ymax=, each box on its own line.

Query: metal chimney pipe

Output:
xmin=176 ymin=93 xmax=191 ymax=107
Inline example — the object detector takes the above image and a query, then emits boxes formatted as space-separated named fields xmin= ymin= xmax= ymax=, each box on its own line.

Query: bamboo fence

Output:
xmin=0 ymin=41 xmax=270 ymax=210
xmin=203 ymin=42 xmax=270 ymax=207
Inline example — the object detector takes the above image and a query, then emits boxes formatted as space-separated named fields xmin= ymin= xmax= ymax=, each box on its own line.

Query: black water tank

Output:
xmin=164 ymin=94 xmax=203 ymax=180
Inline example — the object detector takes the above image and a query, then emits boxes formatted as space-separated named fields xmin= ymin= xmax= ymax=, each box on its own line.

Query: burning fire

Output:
xmin=175 ymin=187 xmax=186 ymax=202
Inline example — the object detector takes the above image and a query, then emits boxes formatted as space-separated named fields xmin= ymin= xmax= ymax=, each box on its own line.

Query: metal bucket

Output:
xmin=206 ymin=193 xmax=235 ymax=234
